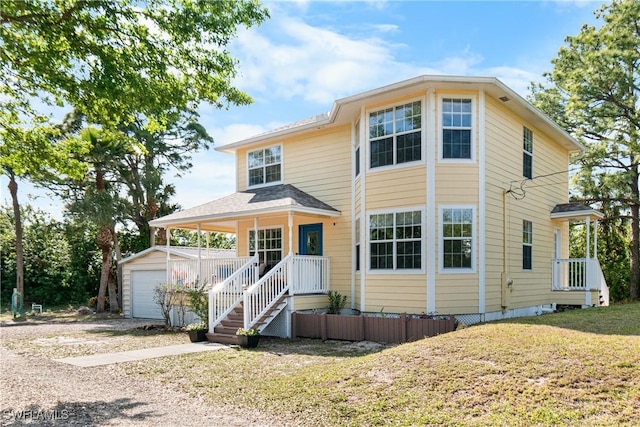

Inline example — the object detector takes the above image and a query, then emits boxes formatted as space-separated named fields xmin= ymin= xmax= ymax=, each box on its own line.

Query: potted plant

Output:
xmin=236 ymin=327 xmax=260 ymax=348
xmin=186 ymin=322 xmax=207 ymax=342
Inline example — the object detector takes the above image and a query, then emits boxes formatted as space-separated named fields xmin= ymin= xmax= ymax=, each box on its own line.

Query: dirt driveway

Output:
xmin=0 ymin=319 xmax=271 ymax=426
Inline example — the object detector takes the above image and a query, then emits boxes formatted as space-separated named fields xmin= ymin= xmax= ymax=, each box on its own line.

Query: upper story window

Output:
xmin=355 ymin=146 xmax=361 ymax=177
xmin=369 ymin=101 xmax=422 ymax=169
xmin=369 ymin=209 xmax=422 ymax=271
xmin=441 ymin=98 xmax=472 ymax=160
xmin=248 ymin=145 xmax=282 ymax=187
xmin=523 ymin=127 xmax=533 ymax=179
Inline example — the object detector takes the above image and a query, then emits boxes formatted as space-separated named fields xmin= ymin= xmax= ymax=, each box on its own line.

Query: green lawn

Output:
xmin=126 ymin=303 xmax=640 ymax=426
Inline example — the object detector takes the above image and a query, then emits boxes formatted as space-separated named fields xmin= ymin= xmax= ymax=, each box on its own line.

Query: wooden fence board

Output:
xmin=293 ymin=313 xmax=455 ymax=343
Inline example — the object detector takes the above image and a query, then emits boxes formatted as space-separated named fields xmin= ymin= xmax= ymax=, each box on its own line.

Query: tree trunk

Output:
xmin=112 ymin=225 xmax=122 ymax=311
xmin=7 ymin=171 xmax=24 ymax=297
xmin=96 ymin=227 xmax=112 ymax=313
xmin=630 ymin=164 xmax=640 ymax=300
xmin=630 ymin=203 xmax=640 ymax=300
xmin=107 ymin=269 xmax=119 ymax=313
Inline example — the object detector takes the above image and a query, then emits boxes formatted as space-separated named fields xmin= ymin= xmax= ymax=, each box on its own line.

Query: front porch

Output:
xmin=148 ymin=184 xmax=341 ymax=343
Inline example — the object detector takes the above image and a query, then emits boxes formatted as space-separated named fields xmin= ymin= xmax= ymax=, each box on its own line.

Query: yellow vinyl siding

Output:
xmin=364 ymin=275 xmax=426 ymax=314
xmin=484 ymin=95 xmax=571 ymax=311
xmin=365 ymin=166 xmax=426 ymax=209
xmin=293 ymin=295 xmax=328 ymax=311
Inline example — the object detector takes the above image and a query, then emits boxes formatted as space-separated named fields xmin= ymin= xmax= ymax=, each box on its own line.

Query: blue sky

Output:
xmin=2 ymin=0 xmax=605 ymax=219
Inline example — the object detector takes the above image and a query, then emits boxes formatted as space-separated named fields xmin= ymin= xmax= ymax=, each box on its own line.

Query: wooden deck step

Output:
xmin=206 ymin=332 xmax=238 ymax=345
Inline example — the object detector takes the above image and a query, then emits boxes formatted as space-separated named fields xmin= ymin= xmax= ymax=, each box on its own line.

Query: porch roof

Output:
xmin=149 ymin=184 xmax=340 ymax=230
xmin=550 ymin=203 xmax=605 ymax=221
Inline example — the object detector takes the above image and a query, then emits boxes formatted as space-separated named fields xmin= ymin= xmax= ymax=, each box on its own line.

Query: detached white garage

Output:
xmin=120 ymin=246 xmax=193 ymax=320
xmin=120 ymin=246 xmax=236 ymax=321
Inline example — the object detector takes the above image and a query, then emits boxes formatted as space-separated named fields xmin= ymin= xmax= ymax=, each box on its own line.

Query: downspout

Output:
xmin=501 ymin=190 xmax=512 ymax=310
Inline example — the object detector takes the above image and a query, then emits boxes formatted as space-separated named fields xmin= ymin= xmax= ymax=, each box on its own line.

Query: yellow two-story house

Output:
xmin=127 ymin=75 xmax=608 ymax=342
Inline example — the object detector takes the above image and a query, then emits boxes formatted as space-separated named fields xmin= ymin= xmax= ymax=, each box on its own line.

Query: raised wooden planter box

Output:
xmin=292 ymin=312 xmax=456 ymax=344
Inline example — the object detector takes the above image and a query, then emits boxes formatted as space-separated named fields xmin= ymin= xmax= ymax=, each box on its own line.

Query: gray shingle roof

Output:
xmin=550 ymin=203 xmax=604 ymax=219
xmin=149 ymin=184 xmax=340 ymax=227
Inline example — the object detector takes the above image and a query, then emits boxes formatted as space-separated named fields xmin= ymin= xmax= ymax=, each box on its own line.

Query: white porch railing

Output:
xmin=290 ymin=255 xmax=330 ymax=295
xmin=551 ymin=258 xmax=605 ymax=291
xmin=243 ymin=255 xmax=330 ymax=330
xmin=208 ymin=255 xmax=259 ymax=332
xmin=169 ymin=257 xmax=253 ymax=288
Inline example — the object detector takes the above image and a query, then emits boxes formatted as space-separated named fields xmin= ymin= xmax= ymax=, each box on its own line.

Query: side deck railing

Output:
xmin=551 ymin=258 xmax=607 ymax=292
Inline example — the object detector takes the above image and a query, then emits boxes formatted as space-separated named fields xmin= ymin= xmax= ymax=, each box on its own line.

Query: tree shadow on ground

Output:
xmin=1 ymin=397 xmax=157 ymax=426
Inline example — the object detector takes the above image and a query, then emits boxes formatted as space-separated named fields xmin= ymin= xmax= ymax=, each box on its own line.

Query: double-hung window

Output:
xmin=442 ymin=98 xmax=472 ymax=160
xmin=523 ymin=127 xmax=533 ymax=179
xmin=249 ymin=228 xmax=283 ymax=268
xmin=441 ymin=207 xmax=474 ymax=271
xmin=523 ymin=220 xmax=533 ymax=270
xmin=369 ymin=101 xmax=422 ymax=169
xmin=248 ymin=145 xmax=282 ymax=187
xmin=369 ymin=210 xmax=422 ymax=271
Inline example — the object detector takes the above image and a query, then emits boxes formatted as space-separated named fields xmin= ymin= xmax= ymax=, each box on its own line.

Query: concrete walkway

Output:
xmin=54 ymin=342 xmax=227 ymax=367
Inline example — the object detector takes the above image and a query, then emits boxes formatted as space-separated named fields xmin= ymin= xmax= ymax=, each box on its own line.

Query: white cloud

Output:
xmin=232 ymin=16 xmax=404 ymax=104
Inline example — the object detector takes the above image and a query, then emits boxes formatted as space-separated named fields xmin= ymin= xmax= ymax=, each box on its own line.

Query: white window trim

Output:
xmin=366 ymin=206 xmax=425 ymax=275
xmin=247 ymin=226 xmax=284 ymax=261
xmin=438 ymin=94 xmax=477 ymax=164
xmin=523 ymin=220 xmax=533 ymax=271
xmin=246 ymin=144 xmax=284 ymax=188
xmin=438 ymin=205 xmax=476 ymax=274
xmin=366 ymin=96 xmax=426 ymax=173
xmin=523 ymin=126 xmax=533 ymax=179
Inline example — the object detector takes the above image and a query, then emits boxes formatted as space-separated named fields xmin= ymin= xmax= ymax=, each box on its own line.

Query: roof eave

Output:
xmin=550 ymin=210 xmax=605 ymax=220
xmin=215 ymin=74 xmax=584 ymax=155
xmin=149 ymin=205 xmax=340 ymax=228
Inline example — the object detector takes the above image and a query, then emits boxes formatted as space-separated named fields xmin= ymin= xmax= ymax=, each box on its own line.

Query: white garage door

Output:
xmin=131 ymin=270 xmax=166 ymax=319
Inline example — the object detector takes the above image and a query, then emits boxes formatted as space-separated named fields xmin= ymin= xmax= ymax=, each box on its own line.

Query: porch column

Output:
xmin=165 ymin=227 xmax=171 ymax=284
xmin=206 ymin=232 xmax=210 ymax=258
xmin=254 ymin=217 xmax=259 ymax=282
xmin=594 ymin=220 xmax=599 ymax=259
xmin=288 ymin=211 xmax=294 ymax=255
xmin=585 ymin=216 xmax=591 ymax=259
xmin=197 ymin=224 xmax=202 ymax=283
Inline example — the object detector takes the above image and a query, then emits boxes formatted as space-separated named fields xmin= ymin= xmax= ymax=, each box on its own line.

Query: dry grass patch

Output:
xmin=122 ymin=303 xmax=640 ymax=426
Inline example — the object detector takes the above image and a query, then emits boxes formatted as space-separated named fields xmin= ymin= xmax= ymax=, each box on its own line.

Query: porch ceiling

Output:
xmin=550 ymin=203 xmax=605 ymax=221
xmin=149 ymin=184 xmax=340 ymax=231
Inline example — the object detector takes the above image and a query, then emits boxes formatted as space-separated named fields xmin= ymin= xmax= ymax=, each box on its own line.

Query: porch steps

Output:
xmin=206 ymin=297 xmax=288 ymax=345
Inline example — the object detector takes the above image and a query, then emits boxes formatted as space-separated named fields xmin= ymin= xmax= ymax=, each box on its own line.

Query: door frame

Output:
xmin=299 ymin=223 xmax=323 ymax=255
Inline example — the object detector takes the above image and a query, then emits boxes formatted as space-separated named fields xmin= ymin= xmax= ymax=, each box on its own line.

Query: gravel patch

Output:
xmin=0 ymin=319 xmax=274 ymax=426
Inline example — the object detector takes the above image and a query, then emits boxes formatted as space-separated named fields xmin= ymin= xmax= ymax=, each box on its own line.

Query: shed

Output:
xmin=120 ymin=246 xmax=235 ymax=320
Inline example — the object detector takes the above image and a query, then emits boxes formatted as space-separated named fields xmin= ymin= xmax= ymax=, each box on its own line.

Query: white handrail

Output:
xmin=244 ymin=254 xmax=292 ymax=330
xmin=209 ymin=254 xmax=259 ymax=332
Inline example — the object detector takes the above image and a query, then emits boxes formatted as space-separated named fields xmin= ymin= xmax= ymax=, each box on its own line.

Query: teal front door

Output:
xmin=299 ymin=223 xmax=323 ymax=255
